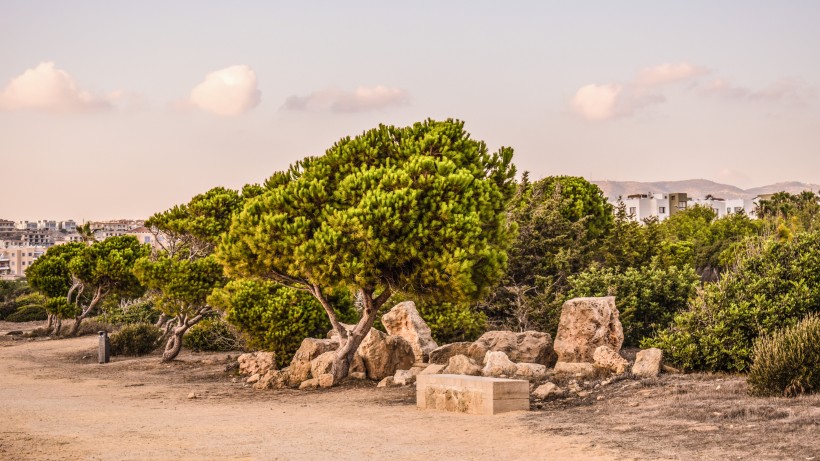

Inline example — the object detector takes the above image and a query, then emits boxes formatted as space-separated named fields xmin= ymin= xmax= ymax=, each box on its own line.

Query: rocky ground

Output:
xmin=1 ymin=321 xmax=818 ymax=460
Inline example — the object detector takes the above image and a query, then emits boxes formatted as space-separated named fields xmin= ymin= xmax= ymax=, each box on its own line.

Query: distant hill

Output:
xmin=591 ymin=179 xmax=820 ymax=201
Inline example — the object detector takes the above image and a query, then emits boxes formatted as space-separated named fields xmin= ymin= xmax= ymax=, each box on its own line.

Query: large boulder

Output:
xmin=553 ymin=296 xmax=624 ymax=363
xmin=632 ymin=348 xmax=663 ymax=378
xmin=593 ymin=345 xmax=628 ymax=374
xmin=381 ymin=301 xmax=438 ymax=362
xmin=237 ymin=352 xmax=276 ymax=377
xmin=310 ymin=351 xmax=336 ymax=379
xmin=467 ymin=331 xmax=555 ymax=365
xmin=429 ymin=342 xmax=473 ymax=365
xmin=441 ymin=354 xmax=482 ymax=376
xmin=482 ymin=351 xmax=518 ymax=377
xmin=357 ymin=328 xmax=415 ymax=381
xmin=287 ymin=338 xmax=339 ymax=387
xmin=254 ymin=369 xmax=288 ymax=390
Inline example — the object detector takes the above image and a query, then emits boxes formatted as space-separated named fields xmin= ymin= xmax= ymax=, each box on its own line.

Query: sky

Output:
xmin=2 ymin=1 xmax=819 ymax=220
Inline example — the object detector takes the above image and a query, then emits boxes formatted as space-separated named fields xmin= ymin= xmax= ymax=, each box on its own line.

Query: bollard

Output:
xmin=98 ymin=331 xmax=110 ymax=364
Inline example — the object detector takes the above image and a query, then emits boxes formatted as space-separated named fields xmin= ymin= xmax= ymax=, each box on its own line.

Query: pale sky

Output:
xmin=2 ymin=1 xmax=819 ymax=220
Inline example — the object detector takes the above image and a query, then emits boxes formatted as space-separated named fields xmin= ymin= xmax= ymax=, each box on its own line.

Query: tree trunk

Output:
xmin=329 ymin=287 xmax=392 ymax=384
xmin=54 ymin=317 xmax=62 ymax=336
xmin=46 ymin=314 xmax=54 ymax=333
xmin=161 ymin=326 xmax=188 ymax=362
xmin=69 ymin=315 xmax=84 ymax=336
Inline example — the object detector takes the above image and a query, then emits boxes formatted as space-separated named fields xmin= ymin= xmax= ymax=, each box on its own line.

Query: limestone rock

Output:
xmin=429 ymin=342 xmax=473 ymax=365
xmin=357 ymin=328 xmax=415 ymax=381
xmin=632 ymin=348 xmax=664 ymax=378
xmin=310 ymin=351 xmax=336 ymax=379
xmin=442 ymin=354 xmax=482 ymax=376
xmin=237 ymin=351 xmax=277 ymax=377
xmin=593 ymin=345 xmax=628 ymax=374
xmin=288 ymin=338 xmax=338 ymax=387
xmin=393 ymin=368 xmax=422 ymax=386
xmin=349 ymin=371 xmax=367 ymax=380
xmin=419 ymin=364 xmax=445 ymax=375
xmin=514 ymin=363 xmax=548 ymax=380
xmin=246 ymin=373 xmax=260 ymax=384
xmin=553 ymin=361 xmax=596 ymax=378
xmin=299 ymin=378 xmax=319 ymax=390
xmin=318 ymin=373 xmax=335 ymax=388
xmin=467 ymin=331 xmax=555 ymax=365
xmin=254 ymin=370 xmax=288 ymax=390
xmin=377 ymin=376 xmax=396 ymax=388
xmin=553 ymin=296 xmax=624 ymax=363
xmin=482 ymin=351 xmax=518 ymax=377
xmin=532 ymin=382 xmax=563 ymax=399
xmin=381 ymin=301 xmax=438 ymax=362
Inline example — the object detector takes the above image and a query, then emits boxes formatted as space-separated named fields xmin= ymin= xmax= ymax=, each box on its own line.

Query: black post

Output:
xmin=98 ymin=331 xmax=110 ymax=364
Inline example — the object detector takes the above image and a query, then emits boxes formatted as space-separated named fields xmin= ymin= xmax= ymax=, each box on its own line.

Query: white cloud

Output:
xmin=571 ymin=84 xmax=623 ymax=121
xmin=635 ymin=62 xmax=705 ymax=86
xmin=283 ymin=85 xmax=409 ymax=113
xmin=189 ymin=65 xmax=261 ymax=116
xmin=0 ymin=62 xmax=113 ymax=113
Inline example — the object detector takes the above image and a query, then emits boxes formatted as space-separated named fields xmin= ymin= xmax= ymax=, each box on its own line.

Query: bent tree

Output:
xmin=25 ymin=243 xmax=85 ymax=335
xmin=135 ymin=187 xmax=243 ymax=361
xmin=218 ymin=119 xmax=516 ymax=383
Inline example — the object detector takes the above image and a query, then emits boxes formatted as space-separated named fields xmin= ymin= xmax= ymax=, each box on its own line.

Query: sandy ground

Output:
xmin=1 ymin=321 xmax=818 ymax=461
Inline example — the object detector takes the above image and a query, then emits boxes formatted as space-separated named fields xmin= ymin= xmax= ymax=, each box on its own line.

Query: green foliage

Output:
xmin=646 ymin=232 xmax=820 ymax=372
xmin=481 ymin=174 xmax=613 ymax=332
xmin=110 ymin=323 xmax=162 ymax=356
xmin=601 ymin=202 xmax=662 ymax=270
xmin=25 ymin=243 xmax=85 ymax=318
xmin=134 ymin=255 xmax=226 ymax=318
xmin=747 ymin=314 xmax=820 ymax=397
xmin=68 ymin=235 xmax=149 ymax=301
xmin=183 ymin=317 xmax=242 ymax=352
xmin=209 ymin=279 xmax=356 ymax=367
xmin=6 ymin=304 xmax=48 ymax=322
xmin=757 ymin=191 xmax=820 ymax=231
xmin=567 ymin=264 xmax=699 ymax=346
xmin=415 ymin=300 xmax=487 ymax=344
xmin=220 ymin=119 xmax=517 ymax=305
xmin=72 ymin=318 xmax=115 ymax=337
xmin=98 ymin=297 xmax=161 ymax=325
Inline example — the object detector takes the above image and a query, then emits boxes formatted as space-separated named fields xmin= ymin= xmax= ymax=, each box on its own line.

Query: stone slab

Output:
xmin=416 ymin=374 xmax=529 ymax=415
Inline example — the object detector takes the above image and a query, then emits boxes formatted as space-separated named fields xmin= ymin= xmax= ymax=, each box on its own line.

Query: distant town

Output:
xmin=0 ymin=219 xmax=163 ymax=279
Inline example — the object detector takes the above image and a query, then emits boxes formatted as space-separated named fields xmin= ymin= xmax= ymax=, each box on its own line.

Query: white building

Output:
xmin=59 ymin=220 xmax=77 ymax=232
xmin=621 ymin=192 xmax=760 ymax=222
xmin=0 ymin=246 xmax=46 ymax=277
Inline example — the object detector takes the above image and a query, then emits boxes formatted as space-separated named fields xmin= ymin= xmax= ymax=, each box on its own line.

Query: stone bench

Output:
xmin=416 ymin=374 xmax=529 ymax=415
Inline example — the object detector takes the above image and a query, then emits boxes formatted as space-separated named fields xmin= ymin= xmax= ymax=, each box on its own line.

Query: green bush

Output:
xmin=646 ymin=232 xmax=820 ymax=372
xmin=98 ymin=298 xmax=161 ymax=325
xmin=747 ymin=314 xmax=820 ymax=397
xmin=110 ymin=323 xmax=162 ymax=356
xmin=567 ymin=263 xmax=699 ymax=346
xmin=6 ymin=305 xmax=48 ymax=322
xmin=184 ymin=317 xmax=242 ymax=352
xmin=0 ymin=302 xmax=18 ymax=320
xmin=73 ymin=318 xmax=115 ymax=337
xmin=416 ymin=300 xmax=487 ymax=344
xmin=209 ymin=279 xmax=356 ymax=367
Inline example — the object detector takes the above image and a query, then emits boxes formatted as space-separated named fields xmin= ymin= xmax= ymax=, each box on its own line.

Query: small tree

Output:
xmin=136 ymin=186 xmax=244 ymax=361
xmin=218 ymin=119 xmax=516 ymax=383
xmin=26 ymin=242 xmax=85 ymax=334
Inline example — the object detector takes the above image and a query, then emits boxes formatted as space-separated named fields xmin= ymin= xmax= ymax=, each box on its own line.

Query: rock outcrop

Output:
xmin=482 ymin=351 xmax=518 ymax=377
xmin=632 ymin=348 xmax=664 ymax=378
xmin=357 ymin=328 xmax=415 ymax=381
xmin=592 ymin=345 xmax=628 ymax=374
xmin=381 ymin=301 xmax=438 ymax=362
xmin=237 ymin=352 xmax=276 ymax=377
xmin=441 ymin=354 xmax=482 ymax=376
xmin=287 ymin=338 xmax=339 ymax=387
xmin=553 ymin=296 xmax=624 ymax=363
xmin=429 ymin=342 xmax=473 ymax=365
xmin=467 ymin=331 xmax=555 ymax=365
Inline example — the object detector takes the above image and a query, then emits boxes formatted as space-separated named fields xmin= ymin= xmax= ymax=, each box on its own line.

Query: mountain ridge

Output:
xmin=591 ymin=179 xmax=820 ymax=201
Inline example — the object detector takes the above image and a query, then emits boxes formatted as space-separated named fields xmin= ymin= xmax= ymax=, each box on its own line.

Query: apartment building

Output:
xmin=622 ymin=193 xmax=759 ymax=222
xmin=0 ymin=246 xmax=46 ymax=277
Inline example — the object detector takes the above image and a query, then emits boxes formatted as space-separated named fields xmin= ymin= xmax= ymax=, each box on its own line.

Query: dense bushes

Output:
xmin=6 ymin=305 xmax=48 ymax=322
xmin=209 ymin=279 xmax=356 ymax=367
xmin=415 ymin=301 xmax=487 ymax=344
xmin=646 ymin=232 xmax=820 ymax=372
xmin=110 ymin=323 xmax=162 ymax=356
xmin=568 ymin=264 xmax=699 ymax=346
xmin=747 ymin=314 xmax=820 ymax=397
xmin=183 ymin=317 xmax=242 ymax=352
xmin=98 ymin=298 xmax=161 ymax=325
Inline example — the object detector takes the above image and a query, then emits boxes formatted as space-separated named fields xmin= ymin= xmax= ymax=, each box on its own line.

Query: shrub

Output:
xmin=646 ymin=232 xmax=820 ymax=372
xmin=6 ymin=305 xmax=48 ymax=322
xmin=0 ymin=302 xmax=18 ymax=320
xmin=98 ymin=297 xmax=161 ymax=325
xmin=110 ymin=323 xmax=162 ymax=356
xmin=183 ymin=317 xmax=242 ymax=352
xmin=416 ymin=301 xmax=488 ymax=344
xmin=73 ymin=318 xmax=115 ymax=337
xmin=209 ymin=279 xmax=356 ymax=367
xmin=747 ymin=314 xmax=820 ymax=397
xmin=567 ymin=263 xmax=699 ymax=346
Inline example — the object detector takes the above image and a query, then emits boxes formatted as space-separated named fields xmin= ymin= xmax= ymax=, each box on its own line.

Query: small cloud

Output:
xmin=635 ymin=62 xmax=706 ymax=86
xmin=189 ymin=65 xmax=261 ymax=116
xmin=570 ymin=84 xmax=622 ymax=121
xmin=0 ymin=62 xmax=114 ymax=113
xmin=283 ymin=85 xmax=409 ymax=113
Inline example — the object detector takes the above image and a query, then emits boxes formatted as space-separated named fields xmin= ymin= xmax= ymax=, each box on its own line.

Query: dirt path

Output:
xmin=0 ymin=333 xmax=618 ymax=461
